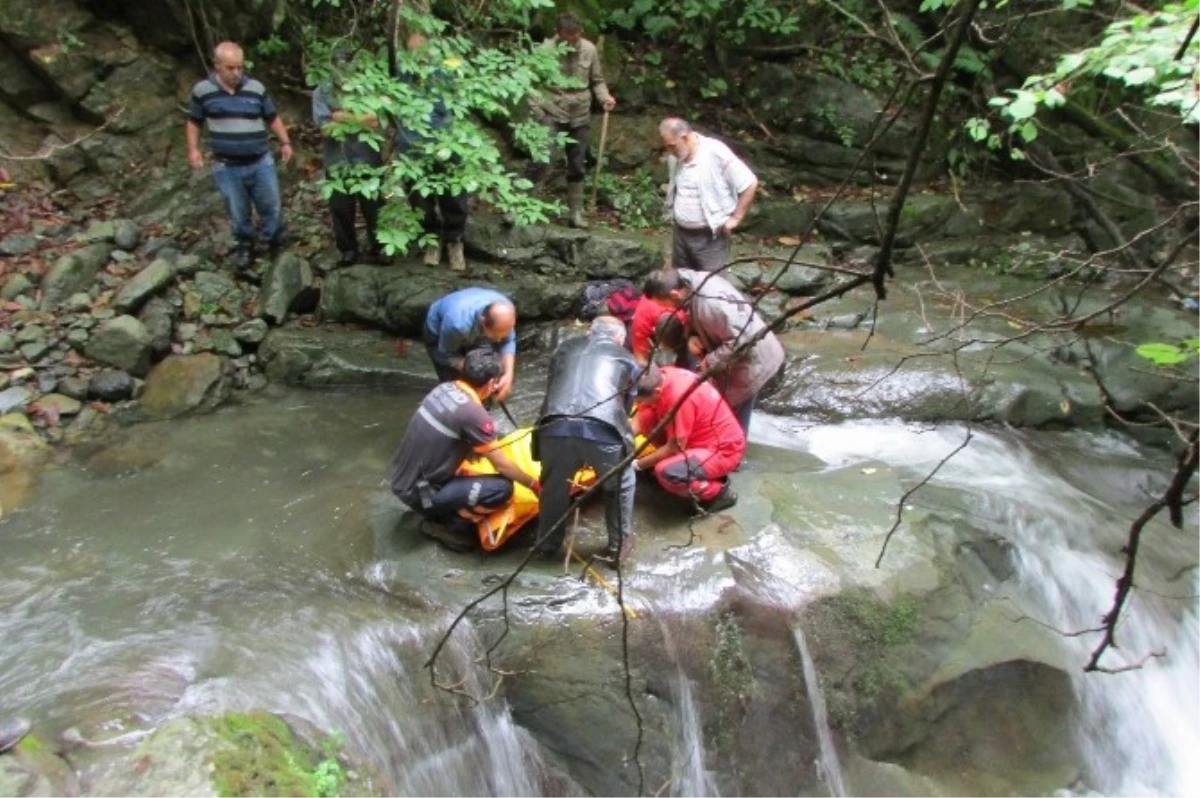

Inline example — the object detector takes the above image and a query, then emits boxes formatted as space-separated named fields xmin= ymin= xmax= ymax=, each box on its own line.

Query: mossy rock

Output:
xmin=84 ymin=712 xmax=368 ymax=798
xmin=209 ymin=712 xmax=343 ymax=798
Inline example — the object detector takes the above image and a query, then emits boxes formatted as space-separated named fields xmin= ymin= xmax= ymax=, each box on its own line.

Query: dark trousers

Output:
xmin=530 ymin=120 xmax=591 ymax=184
xmin=672 ymin=224 xmax=731 ymax=273
xmin=536 ymin=436 xmax=633 ymax=554
xmin=408 ymin=190 xmax=468 ymax=243
xmin=329 ymin=190 xmax=381 ymax=255
xmin=402 ymin=475 xmax=514 ymax=523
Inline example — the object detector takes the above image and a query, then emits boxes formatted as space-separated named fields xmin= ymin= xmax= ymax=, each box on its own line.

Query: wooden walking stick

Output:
xmin=590 ymin=108 xmax=610 ymax=212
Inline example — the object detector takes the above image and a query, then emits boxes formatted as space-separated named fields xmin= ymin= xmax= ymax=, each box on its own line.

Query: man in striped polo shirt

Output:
xmin=186 ymin=41 xmax=294 ymax=281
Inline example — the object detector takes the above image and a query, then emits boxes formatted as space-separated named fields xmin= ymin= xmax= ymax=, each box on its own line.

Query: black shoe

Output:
xmin=0 ymin=718 xmax=31 ymax=754
xmin=339 ymin=250 xmax=358 ymax=266
xmin=364 ymin=248 xmax=390 ymax=265
xmin=233 ymin=262 xmax=262 ymax=285
xmin=229 ymin=245 xmax=253 ymax=271
xmin=420 ymin=518 xmax=477 ymax=553
xmin=268 ymin=238 xmax=286 ymax=261
xmin=600 ymin=534 xmax=635 ymax=569
xmin=699 ymin=484 xmax=737 ymax=514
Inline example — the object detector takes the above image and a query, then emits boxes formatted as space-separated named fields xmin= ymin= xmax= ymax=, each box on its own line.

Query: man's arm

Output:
xmin=588 ymin=40 xmax=616 ymax=111
xmin=268 ymin=115 xmax=294 ymax=163
xmin=484 ymin=448 xmax=539 ymax=493
xmin=701 ymin=298 xmax=754 ymax=370
xmin=721 ymin=179 xmax=758 ymax=234
xmin=185 ymin=119 xmax=204 ymax=170
xmin=719 ymin=147 xmax=758 ymax=234
xmin=495 ymin=353 xmax=516 ymax=401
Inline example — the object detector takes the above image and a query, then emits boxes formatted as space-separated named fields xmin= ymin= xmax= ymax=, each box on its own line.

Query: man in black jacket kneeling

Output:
xmin=533 ymin=316 xmax=640 ymax=566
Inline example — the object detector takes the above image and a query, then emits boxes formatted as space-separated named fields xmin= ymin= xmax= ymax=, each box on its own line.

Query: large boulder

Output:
xmin=0 ymin=0 xmax=139 ymax=103
xmin=258 ymin=328 xmax=436 ymax=389
xmin=258 ymin=252 xmax=316 ymax=325
xmin=0 ymin=411 xmax=50 ymax=512
xmin=113 ymin=258 xmax=175 ymax=314
xmin=82 ymin=712 xmax=379 ymax=798
xmin=39 ymin=243 xmax=112 ymax=309
xmin=139 ymin=353 xmax=231 ymax=418
xmin=85 ymin=315 xmax=152 ymax=376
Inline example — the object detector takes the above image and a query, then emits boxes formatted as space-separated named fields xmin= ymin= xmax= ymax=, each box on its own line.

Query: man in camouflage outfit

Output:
xmin=529 ymin=12 xmax=616 ymax=229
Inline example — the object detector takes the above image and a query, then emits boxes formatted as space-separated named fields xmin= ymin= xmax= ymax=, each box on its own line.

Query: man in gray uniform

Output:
xmin=390 ymin=349 xmax=540 ymax=550
xmin=533 ymin=316 xmax=640 ymax=566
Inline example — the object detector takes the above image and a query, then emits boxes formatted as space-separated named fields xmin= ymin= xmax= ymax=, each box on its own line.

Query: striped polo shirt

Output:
xmin=188 ymin=73 xmax=278 ymax=164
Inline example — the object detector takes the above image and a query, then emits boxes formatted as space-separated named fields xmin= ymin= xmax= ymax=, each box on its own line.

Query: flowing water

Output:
xmin=2 ymin=388 xmax=1197 ymax=796
xmin=793 ymin=626 xmax=847 ymax=797
xmin=0 ymin=387 xmax=553 ymax=794
xmin=758 ymin=417 xmax=1200 ymax=797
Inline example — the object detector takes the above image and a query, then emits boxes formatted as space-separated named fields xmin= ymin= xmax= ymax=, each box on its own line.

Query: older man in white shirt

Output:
xmin=660 ymin=117 xmax=758 ymax=273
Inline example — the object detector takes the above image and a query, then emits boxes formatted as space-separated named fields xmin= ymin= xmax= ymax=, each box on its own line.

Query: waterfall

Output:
xmin=1010 ymin=535 xmax=1199 ymax=796
xmin=794 ymin=625 xmax=848 ymax=797
xmin=657 ymin=607 xmax=720 ymax=797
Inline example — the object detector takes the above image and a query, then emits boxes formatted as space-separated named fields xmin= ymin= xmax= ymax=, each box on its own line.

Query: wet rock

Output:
xmin=65 ymin=328 xmax=89 ymax=349
xmin=0 ymin=730 xmax=78 ymax=797
xmin=56 ymin=375 xmax=89 ymax=400
xmin=140 ymin=353 xmax=231 ymax=418
xmin=88 ymin=369 xmax=135 ymax=401
xmin=259 ymin=252 xmax=315 ymax=325
xmin=64 ymin=292 xmax=92 ymax=312
xmin=14 ymin=325 xmax=45 ymax=344
xmin=0 ymin=233 xmax=37 ymax=257
xmin=175 ymin=322 xmax=198 ymax=342
xmin=79 ymin=220 xmax=117 ymax=243
xmin=112 ymin=219 xmax=140 ymax=251
xmin=233 ymin=318 xmax=269 ymax=345
xmin=0 ymin=411 xmax=50 ymax=512
xmin=138 ymin=297 xmax=175 ymax=357
xmin=19 ymin=340 xmax=52 ymax=362
xmin=174 ymin=254 xmax=204 ymax=276
xmin=0 ymin=386 xmax=33 ymax=413
xmin=35 ymin=392 xmax=82 ymax=417
xmin=82 ymin=712 xmax=378 ymax=798
xmin=1 ymin=272 xmax=34 ymax=300
xmin=0 ymin=332 xmax=13 ymax=354
xmin=113 ymin=257 xmax=175 ymax=313
xmin=40 ymin=243 xmax=112 ymax=309
xmin=259 ymin=328 xmax=436 ymax=389
xmin=193 ymin=271 xmax=241 ymax=309
xmin=86 ymin=315 xmax=152 ymax=376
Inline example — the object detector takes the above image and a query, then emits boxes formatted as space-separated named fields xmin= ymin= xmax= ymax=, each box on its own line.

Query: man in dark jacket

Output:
xmin=533 ymin=316 xmax=640 ymax=566
xmin=313 ymin=48 xmax=385 ymax=266
xmin=395 ymin=32 xmax=469 ymax=271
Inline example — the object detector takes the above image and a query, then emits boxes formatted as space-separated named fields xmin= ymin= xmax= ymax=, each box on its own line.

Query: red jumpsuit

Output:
xmin=636 ymin=367 xmax=746 ymax=501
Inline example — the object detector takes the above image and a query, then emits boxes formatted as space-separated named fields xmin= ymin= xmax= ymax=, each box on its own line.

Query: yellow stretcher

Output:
xmin=457 ymin=428 xmax=648 ymax=551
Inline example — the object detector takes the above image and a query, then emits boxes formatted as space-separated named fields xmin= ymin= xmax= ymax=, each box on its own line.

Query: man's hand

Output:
xmin=603 ymin=96 xmax=616 ymax=112
xmin=721 ymin=215 xmax=743 ymax=235
xmin=279 ymin=142 xmax=294 ymax=164
xmin=187 ymin=148 xmax=204 ymax=170
xmin=494 ymin=371 xmax=514 ymax=401
xmin=687 ymin=335 xmax=705 ymax=358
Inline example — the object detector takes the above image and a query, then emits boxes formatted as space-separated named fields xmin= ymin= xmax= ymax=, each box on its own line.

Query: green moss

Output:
xmin=16 ymin=733 xmax=46 ymax=755
xmin=708 ymin=613 xmax=755 ymax=750
xmin=208 ymin=712 xmax=346 ymax=798
xmin=809 ymin=589 xmax=922 ymax=739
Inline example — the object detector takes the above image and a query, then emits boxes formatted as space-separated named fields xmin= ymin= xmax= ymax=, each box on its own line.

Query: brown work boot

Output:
xmin=447 ymin=241 xmax=466 ymax=272
xmin=422 ymin=241 xmax=441 ymax=267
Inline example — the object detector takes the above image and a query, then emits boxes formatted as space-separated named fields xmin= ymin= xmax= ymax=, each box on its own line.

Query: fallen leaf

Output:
xmin=777 ymin=236 xmax=802 ymax=247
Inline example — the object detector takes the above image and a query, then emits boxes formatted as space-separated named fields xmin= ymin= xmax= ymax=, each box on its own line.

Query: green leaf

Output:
xmin=1136 ymin=342 xmax=1192 ymax=365
xmin=1007 ymin=92 xmax=1038 ymax=120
